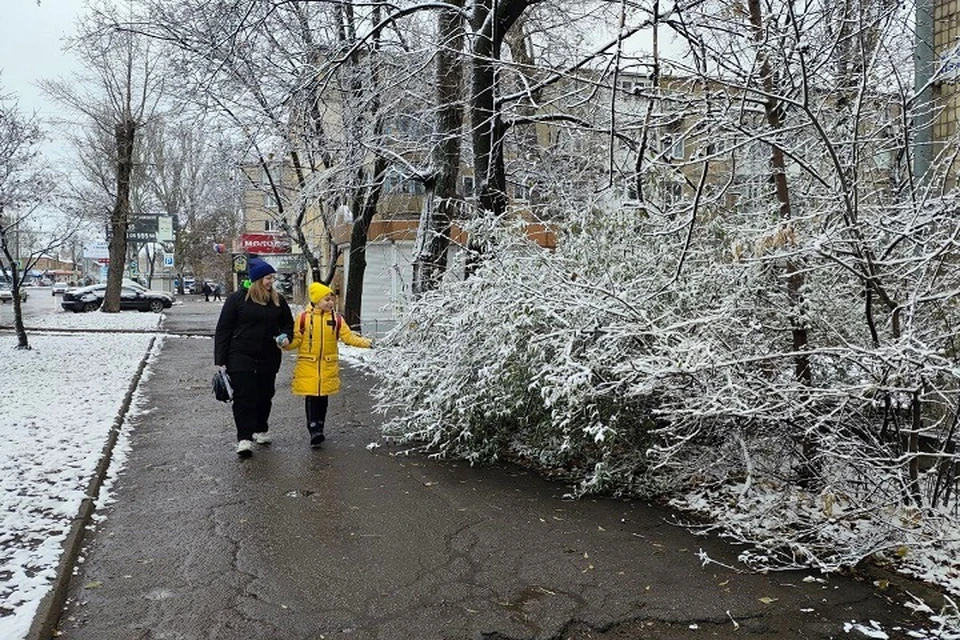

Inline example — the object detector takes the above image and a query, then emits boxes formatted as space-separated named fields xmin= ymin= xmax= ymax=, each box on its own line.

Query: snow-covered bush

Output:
xmin=377 ymin=212 xmax=657 ymax=484
xmin=373 ymin=191 xmax=960 ymax=575
xmin=370 ymin=0 xmax=960 ymax=580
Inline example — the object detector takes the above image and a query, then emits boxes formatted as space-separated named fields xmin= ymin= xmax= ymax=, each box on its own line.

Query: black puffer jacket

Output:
xmin=214 ymin=289 xmax=294 ymax=374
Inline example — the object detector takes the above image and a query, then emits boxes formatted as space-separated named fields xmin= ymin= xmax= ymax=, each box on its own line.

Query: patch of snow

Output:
xmin=21 ymin=310 xmax=163 ymax=332
xmin=0 ymin=328 xmax=156 ymax=639
xmin=843 ymin=620 xmax=889 ymax=638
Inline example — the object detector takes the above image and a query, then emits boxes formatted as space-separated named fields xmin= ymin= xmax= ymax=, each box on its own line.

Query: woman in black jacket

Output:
xmin=214 ymin=258 xmax=294 ymax=457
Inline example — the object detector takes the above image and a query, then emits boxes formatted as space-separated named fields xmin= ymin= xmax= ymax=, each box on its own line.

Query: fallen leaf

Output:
xmin=759 ymin=596 xmax=778 ymax=604
xmin=83 ymin=581 xmax=103 ymax=589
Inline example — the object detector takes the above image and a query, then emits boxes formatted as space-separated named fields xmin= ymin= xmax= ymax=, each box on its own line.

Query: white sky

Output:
xmin=0 ymin=0 xmax=85 ymax=119
xmin=0 ymin=0 xmax=86 ymax=167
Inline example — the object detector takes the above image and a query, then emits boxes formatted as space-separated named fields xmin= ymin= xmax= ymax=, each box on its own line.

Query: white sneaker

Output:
xmin=236 ymin=440 xmax=253 ymax=457
xmin=252 ymin=432 xmax=272 ymax=445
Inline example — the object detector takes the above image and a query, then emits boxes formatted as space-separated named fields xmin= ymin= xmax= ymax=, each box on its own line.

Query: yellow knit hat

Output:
xmin=309 ymin=282 xmax=334 ymax=304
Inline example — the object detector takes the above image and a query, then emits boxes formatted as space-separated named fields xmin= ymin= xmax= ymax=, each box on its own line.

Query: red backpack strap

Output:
xmin=334 ymin=313 xmax=342 ymax=337
xmin=299 ymin=311 xmax=307 ymax=335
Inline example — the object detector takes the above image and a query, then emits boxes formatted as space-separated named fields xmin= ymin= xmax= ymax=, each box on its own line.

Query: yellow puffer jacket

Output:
xmin=286 ymin=307 xmax=372 ymax=397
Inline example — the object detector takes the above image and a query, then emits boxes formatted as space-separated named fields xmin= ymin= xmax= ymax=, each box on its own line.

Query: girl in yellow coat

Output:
xmin=285 ymin=282 xmax=372 ymax=446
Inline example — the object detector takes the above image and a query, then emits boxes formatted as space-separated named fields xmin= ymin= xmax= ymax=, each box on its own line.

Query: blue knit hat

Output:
xmin=247 ymin=258 xmax=276 ymax=282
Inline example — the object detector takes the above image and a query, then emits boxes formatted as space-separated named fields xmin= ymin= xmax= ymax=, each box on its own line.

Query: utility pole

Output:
xmin=914 ymin=0 xmax=935 ymax=184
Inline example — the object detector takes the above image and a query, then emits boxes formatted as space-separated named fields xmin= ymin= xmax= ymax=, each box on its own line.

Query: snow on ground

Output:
xmin=673 ymin=484 xmax=960 ymax=638
xmin=11 ymin=309 xmax=164 ymax=332
xmin=0 ymin=313 xmax=161 ymax=640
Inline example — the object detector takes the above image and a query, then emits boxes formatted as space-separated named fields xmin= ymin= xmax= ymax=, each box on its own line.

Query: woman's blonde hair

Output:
xmin=246 ymin=277 xmax=280 ymax=306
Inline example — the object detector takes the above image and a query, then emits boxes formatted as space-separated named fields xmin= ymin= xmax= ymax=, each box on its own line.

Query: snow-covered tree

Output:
xmin=43 ymin=0 xmax=166 ymax=312
xmin=0 ymin=87 xmax=64 ymax=349
xmin=139 ymin=117 xmax=244 ymax=292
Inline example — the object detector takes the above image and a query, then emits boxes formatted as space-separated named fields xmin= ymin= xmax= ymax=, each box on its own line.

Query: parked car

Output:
xmin=51 ymin=282 xmax=69 ymax=296
xmin=0 ymin=283 xmax=27 ymax=303
xmin=61 ymin=284 xmax=172 ymax=313
xmin=122 ymin=278 xmax=175 ymax=304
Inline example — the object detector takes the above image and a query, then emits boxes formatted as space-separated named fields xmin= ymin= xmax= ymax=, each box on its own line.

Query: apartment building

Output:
xmin=238 ymin=161 xmax=328 ymax=302
xmin=936 ymin=0 xmax=960 ymax=169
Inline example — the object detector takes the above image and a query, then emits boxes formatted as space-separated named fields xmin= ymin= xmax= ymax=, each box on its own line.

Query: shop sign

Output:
xmin=260 ymin=254 xmax=307 ymax=273
xmin=240 ymin=233 xmax=291 ymax=254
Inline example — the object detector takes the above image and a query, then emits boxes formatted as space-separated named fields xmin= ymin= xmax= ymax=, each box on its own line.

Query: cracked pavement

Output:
xmin=56 ymin=301 xmax=941 ymax=639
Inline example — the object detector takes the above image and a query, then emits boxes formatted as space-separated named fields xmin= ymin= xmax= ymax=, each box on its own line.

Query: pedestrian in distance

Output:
xmin=213 ymin=283 xmax=222 ymax=302
xmin=203 ymin=281 xmax=211 ymax=302
xmin=214 ymin=258 xmax=294 ymax=457
xmin=284 ymin=282 xmax=372 ymax=447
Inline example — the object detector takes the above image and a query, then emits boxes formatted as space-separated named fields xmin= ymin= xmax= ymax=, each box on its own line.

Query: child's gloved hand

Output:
xmin=275 ymin=333 xmax=289 ymax=348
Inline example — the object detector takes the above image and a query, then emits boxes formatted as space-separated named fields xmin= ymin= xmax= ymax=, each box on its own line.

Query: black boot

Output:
xmin=308 ymin=421 xmax=325 ymax=447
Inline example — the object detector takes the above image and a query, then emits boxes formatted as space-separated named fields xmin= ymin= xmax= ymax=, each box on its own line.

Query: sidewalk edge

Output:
xmin=25 ymin=334 xmax=158 ymax=640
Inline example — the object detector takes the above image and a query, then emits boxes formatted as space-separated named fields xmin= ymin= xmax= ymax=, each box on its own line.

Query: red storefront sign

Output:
xmin=239 ymin=233 xmax=291 ymax=254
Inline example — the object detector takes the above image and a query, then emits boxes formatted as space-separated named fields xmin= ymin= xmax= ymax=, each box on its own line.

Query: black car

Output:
xmin=61 ymin=284 xmax=172 ymax=313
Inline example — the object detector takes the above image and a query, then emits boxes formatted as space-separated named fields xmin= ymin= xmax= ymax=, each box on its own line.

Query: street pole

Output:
xmin=914 ymin=0 xmax=935 ymax=185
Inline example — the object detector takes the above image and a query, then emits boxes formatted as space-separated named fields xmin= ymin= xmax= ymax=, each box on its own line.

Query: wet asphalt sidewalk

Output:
xmin=44 ymin=300 xmax=947 ymax=639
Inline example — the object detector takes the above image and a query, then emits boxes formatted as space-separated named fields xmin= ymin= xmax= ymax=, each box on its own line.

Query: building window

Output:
xmin=619 ymin=77 xmax=650 ymax=96
xmin=668 ymin=182 xmax=683 ymax=203
xmin=260 ymin=167 xmax=277 ymax=208
xmin=264 ymin=219 xmax=276 ymax=232
xmin=706 ymin=140 xmax=725 ymax=156
xmin=462 ymin=176 xmax=475 ymax=197
xmin=662 ymin=134 xmax=684 ymax=160
xmin=512 ymin=183 xmax=531 ymax=201
xmin=384 ymin=170 xmax=425 ymax=195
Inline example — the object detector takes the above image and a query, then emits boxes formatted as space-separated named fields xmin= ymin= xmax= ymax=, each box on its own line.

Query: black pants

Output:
xmin=229 ymin=369 xmax=277 ymax=441
xmin=305 ymin=395 xmax=329 ymax=436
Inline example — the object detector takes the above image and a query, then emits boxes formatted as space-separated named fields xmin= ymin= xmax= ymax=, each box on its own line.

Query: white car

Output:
xmin=51 ymin=282 xmax=69 ymax=296
xmin=0 ymin=283 xmax=27 ymax=303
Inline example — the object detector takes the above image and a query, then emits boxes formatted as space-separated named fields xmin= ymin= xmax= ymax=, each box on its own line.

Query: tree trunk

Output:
xmin=341 ymin=3 xmax=389 ymax=330
xmin=471 ymin=3 xmax=506 ymax=218
xmin=747 ymin=0 xmax=814 ymax=478
xmin=470 ymin=0 xmax=535 ymax=219
xmin=413 ymin=0 xmax=465 ymax=295
xmin=10 ymin=260 xmax=28 ymax=349
xmin=343 ymin=158 xmax=387 ymax=330
xmin=104 ymin=117 xmax=137 ymax=313
xmin=0 ymin=231 xmax=29 ymax=349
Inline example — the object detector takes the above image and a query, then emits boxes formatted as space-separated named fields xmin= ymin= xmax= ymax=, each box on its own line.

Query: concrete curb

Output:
xmin=25 ymin=334 xmax=158 ymax=640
